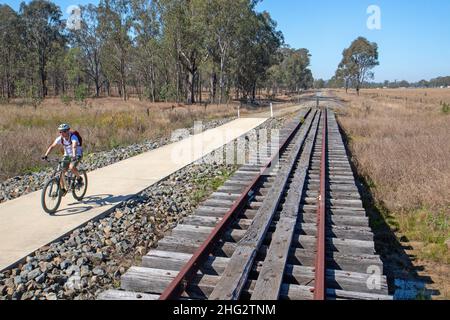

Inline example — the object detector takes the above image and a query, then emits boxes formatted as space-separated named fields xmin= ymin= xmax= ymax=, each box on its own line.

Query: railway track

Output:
xmin=99 ymin=107 xmax=392 ymax=301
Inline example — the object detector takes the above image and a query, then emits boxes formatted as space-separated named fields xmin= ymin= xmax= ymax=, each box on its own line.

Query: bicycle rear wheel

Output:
xmin=41 ymin=178 xmax=62 ymax=214
xmin=72 ymin=170 xmax=88 ymax=201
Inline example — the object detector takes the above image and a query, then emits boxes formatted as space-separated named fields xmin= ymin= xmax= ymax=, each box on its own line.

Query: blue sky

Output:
xmin=257 ymin=0 xmax=450 ymax=82
xmin=4 ymin=0 xmax=450 ymax=82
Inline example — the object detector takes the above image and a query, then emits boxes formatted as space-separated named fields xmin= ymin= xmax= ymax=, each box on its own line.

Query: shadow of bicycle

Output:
xmin=53 ymin=194 xmax=134 ymax=216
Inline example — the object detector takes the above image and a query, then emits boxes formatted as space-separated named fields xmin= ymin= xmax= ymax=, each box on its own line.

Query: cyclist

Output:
xmin=42 ymin=124 xmax=83 ymax=195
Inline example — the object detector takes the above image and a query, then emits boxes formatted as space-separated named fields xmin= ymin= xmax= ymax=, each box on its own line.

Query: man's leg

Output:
xmin=59 ymin=170 xmax=65 ymax=188
xmin=69 ymin=162 xmax=81 ymax=179
xmin=60 ymin=157 xmax=71 ymax=192
xmin=70 ymin=160 xmax=83 ymax=187
xmin=60 ymin=170 xmax=68 ymax=193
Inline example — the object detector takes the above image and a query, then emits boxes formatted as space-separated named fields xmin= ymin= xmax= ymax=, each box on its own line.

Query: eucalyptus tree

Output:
xmin=199 ymin=0 xmax=250 ymax=103
xmin=335 ymin=59 xmax=355 ymax=93
xmin=282 ymin=48 xmax=312 ymax=92
xmin=131 ymin=0 xmax=161 ymax=102
xmin=338 ymin=37 xmax=379 ymax=95
xmin=160 ymin=0 xmax=209 ymax=104
xmin=232 ymin=10 xmax=283 ymax=102
xmin=20 ymin=0 xmax=65 ymax=98
xmin=69 ymin=4 xmax=105 ymax=97
xmin=0 ymin=4 xmax=23 ymax=100
xmin=98 ymin=0 xmax=134 ymax=100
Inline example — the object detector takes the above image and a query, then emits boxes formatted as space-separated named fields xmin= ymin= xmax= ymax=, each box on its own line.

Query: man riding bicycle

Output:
xmin=42 ymin=124 xmax=83 ymax=195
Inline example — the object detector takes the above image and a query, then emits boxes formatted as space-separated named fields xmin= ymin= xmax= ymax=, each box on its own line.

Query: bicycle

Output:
xmin=41 ymin=157 xmax=88 ymax=214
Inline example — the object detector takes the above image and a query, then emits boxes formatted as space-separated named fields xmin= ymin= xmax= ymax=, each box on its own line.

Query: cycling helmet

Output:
xmin=58 ymin=123 xmax=70 ymax=131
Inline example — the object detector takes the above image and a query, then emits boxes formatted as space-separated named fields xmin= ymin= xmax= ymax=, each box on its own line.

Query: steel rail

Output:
xmin=314 ymin=108 xmax=327 ymax=300
xmin=159 ymin=109 xmax=311 ymax=300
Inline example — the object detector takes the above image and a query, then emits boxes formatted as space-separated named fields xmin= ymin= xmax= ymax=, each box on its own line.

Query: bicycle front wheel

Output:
xmin=72 ymin=170 xmax=88 ymax=201
xmin=41 ymin=178 xmax=62 ymax=214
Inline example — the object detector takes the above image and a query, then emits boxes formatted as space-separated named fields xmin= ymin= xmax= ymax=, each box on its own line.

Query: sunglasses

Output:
xmin=59 ymin=130 xmax=69 ymax=134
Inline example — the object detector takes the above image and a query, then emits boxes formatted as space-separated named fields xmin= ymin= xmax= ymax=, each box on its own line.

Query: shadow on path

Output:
xmin=53 ymin=194 xmax=134 ymax=217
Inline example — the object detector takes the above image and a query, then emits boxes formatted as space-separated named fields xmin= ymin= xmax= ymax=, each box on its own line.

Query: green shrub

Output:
xmin=74 ymin=84 xmax=88 ymax=103
xmin=159 ymin=84 xmax=177 ymax=101
xmin=441 ymin=101 xmax=450 ymax=114
xmin=61 ymin=95 xmax=72 ymax=106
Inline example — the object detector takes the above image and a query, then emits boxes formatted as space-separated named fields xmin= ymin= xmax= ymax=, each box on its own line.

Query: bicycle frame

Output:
xmin=47 ymin=159 xmax=81 ymax=193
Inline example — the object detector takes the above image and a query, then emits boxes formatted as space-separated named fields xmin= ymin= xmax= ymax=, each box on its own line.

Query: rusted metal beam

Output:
xmin=314 ymin=108 xmax=327 ymax=300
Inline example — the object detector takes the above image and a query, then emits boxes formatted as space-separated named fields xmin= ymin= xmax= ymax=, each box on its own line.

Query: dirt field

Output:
xmin=330 ymin=88 xmax=450 ymax=299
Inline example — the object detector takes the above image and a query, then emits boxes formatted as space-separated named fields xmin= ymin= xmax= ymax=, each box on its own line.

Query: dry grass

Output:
xmin=330 ymin=88 xmax=450 ymax=298
xmin=356 ymin=87 xmax=450 ymax=105
xmin=0 ymin=97 xmax=268 ymax=180
xmin=332 ymin=89 xmax=450 ymax=212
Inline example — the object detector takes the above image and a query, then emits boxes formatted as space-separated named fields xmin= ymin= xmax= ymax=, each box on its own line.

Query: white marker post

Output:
xmin=270 ymin=102 xmax=273 ymax=118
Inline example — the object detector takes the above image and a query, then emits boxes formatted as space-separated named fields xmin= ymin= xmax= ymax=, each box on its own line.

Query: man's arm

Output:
xmin=44 ymin=140 xmax=58 ymax=158
xmin=72 ymin=140 xmax=77 ymax=158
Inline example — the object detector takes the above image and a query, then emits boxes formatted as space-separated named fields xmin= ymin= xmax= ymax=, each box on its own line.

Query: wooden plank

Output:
xmin=210 ymin=192 xmax=242 ymax=200
xmin=171 ymin=224 xmax=245 ymax=243
xmin=195 ymin=206 xmax=230 ymax=217
xmin=285 ymin=249 xmax=383 ymax=274
xmin=157 ymin=236 xmax=204 ymax=254
xmin=301 ymin=205 xmax=366 ymax=216
xmin=283 ymin=264 xmax=389 ymax=295
xmin=297 ymin=212 xmax=369 ymax=227
xmin=278 ymin=283 xmax=314 ymax=300
xmin=209 ymin=111 xmax=318 ymax=300
xmin=251 ymin=109 xmax=320 ymax=300
xmin=291 ymin=234 xmax=375 ymax=255
xmin=182 ymin=215 xmax=222 ymax=227
xmin=223 ymin=179 xmax=252 ymax=186
xmin=97 ymin=289 xmax=159 ymax=300
xmin=326 ymin=288 xmax=393 ymax=300
xmin=121 ymin=267 xmax=218 ymax=299
xmin=142 ymin=250 xmax=228 ymax=275
xmin=121 ymin=267 xmax=178 ymax=294
xmin=216 ymin=185 xmax=247 ymax=193
xmin=202 ymin=199 xmax=235 ymax=208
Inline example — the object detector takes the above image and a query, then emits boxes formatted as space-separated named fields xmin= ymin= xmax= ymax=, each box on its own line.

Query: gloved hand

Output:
xmin=41 ymin=155 xmax=48 ymax=161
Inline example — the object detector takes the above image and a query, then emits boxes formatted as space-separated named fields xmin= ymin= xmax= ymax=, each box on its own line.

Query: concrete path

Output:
xmin=0 ymin=117 xmax=267 ymax=271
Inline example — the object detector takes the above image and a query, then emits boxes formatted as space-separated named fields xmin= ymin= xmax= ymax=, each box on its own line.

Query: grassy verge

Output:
xmin=396 ymin=208 xmax=449 ymax=264
xmin=191 ymin=166 xmax=238 ymax=205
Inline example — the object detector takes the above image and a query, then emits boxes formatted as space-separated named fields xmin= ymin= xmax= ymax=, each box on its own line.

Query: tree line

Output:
xmin=319 ymin=75 xmax=450 ymax=90
xmin=0 ymin=0 xmax=314 ymax=105
xmin=375 ymin=77 xmax=450 ymax=89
